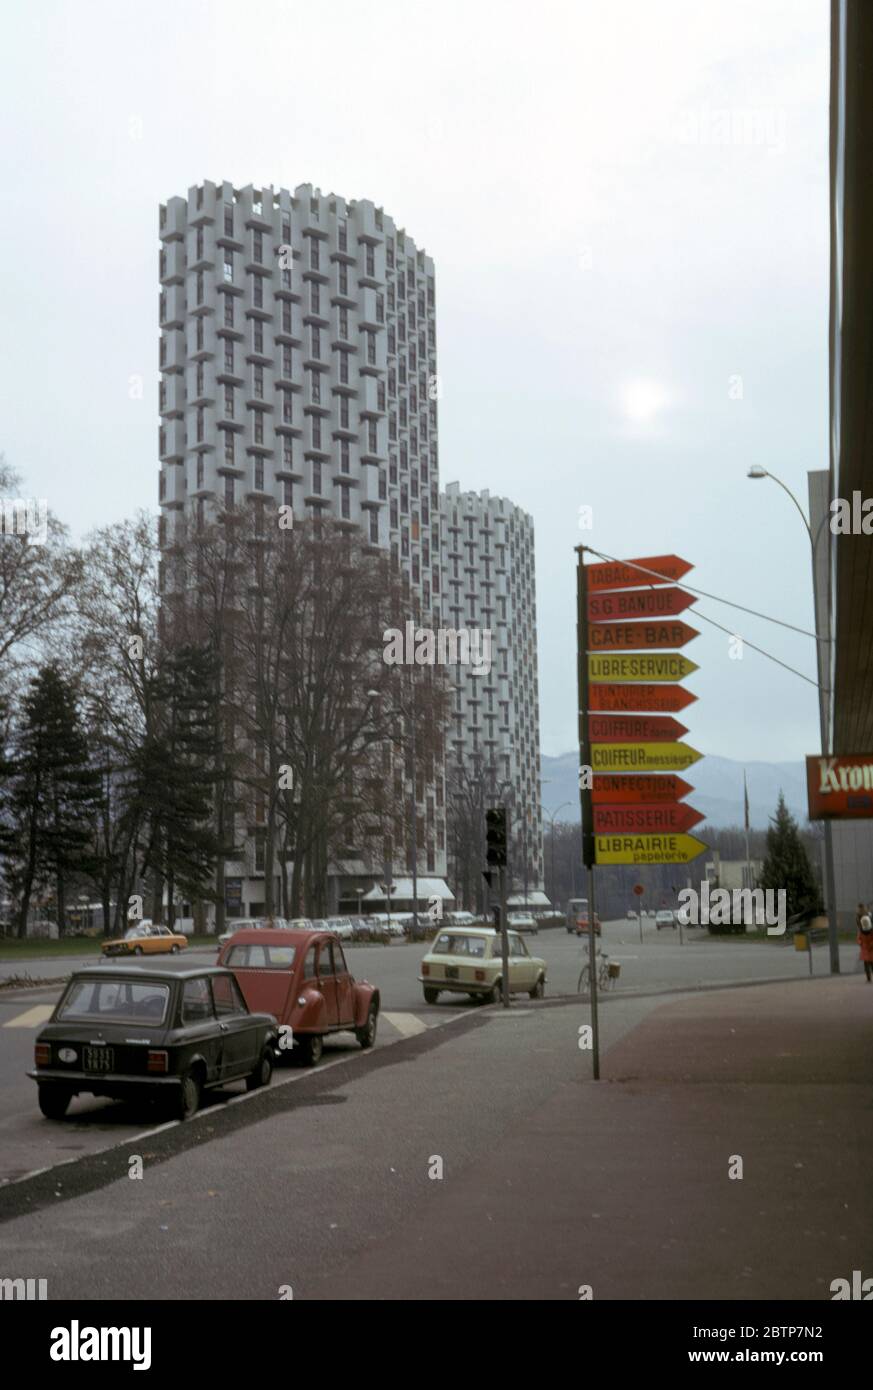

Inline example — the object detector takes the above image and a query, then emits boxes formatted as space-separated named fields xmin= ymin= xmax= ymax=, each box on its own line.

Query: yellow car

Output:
xmin=101 ymin=923 xmax=188 ymax=957
xmin=419 ymin=926 xmax=546 ymax=1005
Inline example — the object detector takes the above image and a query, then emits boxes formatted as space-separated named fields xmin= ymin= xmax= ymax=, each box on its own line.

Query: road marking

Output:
xmin=381 ymin=1011 xmax=428 ymax=1037
xmin=2 ymin=1005 xmax=54 ymax=1028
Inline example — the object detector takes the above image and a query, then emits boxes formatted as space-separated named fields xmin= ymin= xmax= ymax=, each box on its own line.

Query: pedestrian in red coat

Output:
xmin=856 ymin=903 xmax=873 ymax=982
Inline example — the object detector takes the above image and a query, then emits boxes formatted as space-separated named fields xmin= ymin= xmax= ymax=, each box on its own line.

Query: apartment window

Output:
xmin=281 ymin=267 xmax=291 ymax=289
xmin=283 ymin=437 xmax=293 ymax=469
xmin=197 ymin=186 xmax=204 ymax=209
xmin=390 ymin=499 xmax=398 ymax=528
xmin=253 ymin=276 xmax=263 ymax=308
xmin=197 ymin=407 xmax=205 ymax=442
xmin=159 ymin=470 xmax=166 ymax=499
xmin=386 ymin=240 xmax=394 ymax=268
xmin=282 ymin=345 xmax=293 ymax=377
xmin=159 ymin=380 xmax=166 ymax=409
xmin=365 ymin=245 xmax=375 ymax=277
xmin=253 ymin=230 xmax=263 ymax=263
xmin=225 ymin=475 xmax=234 ymax=507
xmin=310 ymin=282 xmax=320 ymax=314
xmin=282 ymin=217 xmax=291 ymax=243
xmin=368 ymin=421 xmax=378 ymax=453
xmin=224 ymin=386 xmax=234 ymax=418
xmin=340 ymin=486 xmax=350 ymax=520
xmin=253 ymin=365 xmax=264 ymax=399
xmin=339 ymin=352 xmax=349 ymax=384
xmin=376 ymin=294 xmax=384 ymax=324
xmin=282 ymin=301 xmax=292 ymax=333
xmin=389 ymin=455 xmax=397 ymax=485
xmin=312 ymin=461 xmax=322 ymax=493
xmin=254 ymin=458 xmax=264 ymax=490
xmin=378 ymin=469 xmax=387 ymax=500
xmin=340 ymin=439 xmax=350 ymax=472
xmin=340 ymin=396 xmax=350 ymax=429
xmin=377 ymin=380 xmax=386 ymax=411
xmin=411 ymin=470 xmax=419 ymax=499
xmin=338 ymin=218 xmax=347 ymax=252
xmin=369 ymin=509 xmax=379 ymax=544
xmin=388 ymin=284 xmax=395 ymax=312
xmin=224 ymin=297 xmax=234 ymax=328
xmin=253 ymin=322 xmax=264 ymax=354
xmin=196 ymin=362 xmax=204 ymax=397
xmin=254 ymin=411 xmax=264 ymax=444
xmin=224 ymin=343 xmax=234 ymax=372
xmin=311 ymin=326 xmax=321 ymax=358
xmin=223 ymin=257 xmax=233 ymax=283
xmin=339 ymin=307 xmax=349 ymax=339
xmin=339 ymin=264 xmax=348 ymax=295
xmin=366 ymin=332 xmax=376 ymax=366
xmin=400 ymin=400 xmax=407 ymax=428
xmin=409 ymin=342 xmax=417 ymax=371
xmin=196 ymin=456 xmax=204 ymax=488
xmin=283 ymin=479 xmax=293 ymax=506
xmin=401 ymin=528 xmax=409 ymax=558
xmin=224 ymin=430 xmax=235 ymax=464
xmin=312 ymin=417 xmax=322 ymax=449
xmin=309 ymin=238 xmax=320 ymax=270
xmin=224 ymin=205 xmax=234 ymax=236
xmin=388 ymin=327 xmax=396 ymax=354
xmin=159 ymin=427 xmax=166 ymax=455
xmin=401 ymin=483 xmax=409 ymax=510
xmin=196 ymin=271 xmax=204 ymax=305
xmin=282 ymin=391 xmax=293 ymax=423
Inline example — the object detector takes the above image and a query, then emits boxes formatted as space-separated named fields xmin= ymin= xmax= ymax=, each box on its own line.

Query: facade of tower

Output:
xmin=439 ymin=483 xmax=545 ymax=907
xmin=158 ymin=180 xmax=447 ymax=915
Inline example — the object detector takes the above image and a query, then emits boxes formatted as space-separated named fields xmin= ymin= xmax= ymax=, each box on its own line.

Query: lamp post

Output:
xmin=747 ymin=466 xmax=839 ymax=972
xmin=544 ymin=802 xmax=572 ymax=909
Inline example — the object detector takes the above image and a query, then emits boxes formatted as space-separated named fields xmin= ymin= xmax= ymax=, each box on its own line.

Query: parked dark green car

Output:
xmin=29 ymin=961 xmax=278 ymax=1121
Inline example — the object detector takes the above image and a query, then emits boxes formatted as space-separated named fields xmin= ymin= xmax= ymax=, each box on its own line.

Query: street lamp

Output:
xmin=746 ymin=466 xmax=839 ymax=972
xmin=544 ymin=802 xmax=572 ymax=909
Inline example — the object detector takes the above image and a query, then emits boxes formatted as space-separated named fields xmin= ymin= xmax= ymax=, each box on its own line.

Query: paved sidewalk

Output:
xmin=303 ymin=975 xmax=873 ymax=1299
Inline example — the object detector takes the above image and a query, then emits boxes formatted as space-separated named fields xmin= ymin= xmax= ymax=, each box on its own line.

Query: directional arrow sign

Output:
xmin=590 ymin=741 xmax=702 ymax=772
xmin=593 ymin=802 xmax=704 ymax=834
xmin=588 ymin=683 xmax=697 ymax=714
xmin=592 ymin=774 xmax=695 ymax=804
xmin=585 ymin=555 xmax=692 ymax=592
xmin=588 ymin=620 xmax=699 ymax=651
xmin=588 ymin=654 xmax=698 ymax=683
xmin=588 ymin=714 xmax=688 ymax=743
xmin=595 ymin=832 xmax=708 ymax=865
xmin=588 ymin=587 xmax=697 ymax=622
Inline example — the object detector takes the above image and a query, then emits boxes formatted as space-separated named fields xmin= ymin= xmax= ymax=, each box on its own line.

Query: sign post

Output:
xmin=577 ymin=551 xmax=600 ymax=1080
xmin=633 ymin=882 xmax=644 ymax=943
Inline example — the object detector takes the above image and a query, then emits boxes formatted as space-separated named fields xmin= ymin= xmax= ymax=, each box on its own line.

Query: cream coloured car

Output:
xmin=419 ymin=927 xmax=546 ymax=1005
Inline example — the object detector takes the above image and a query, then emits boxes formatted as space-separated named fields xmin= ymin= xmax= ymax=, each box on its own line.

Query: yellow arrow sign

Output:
xmin=589 ymin=653 xmax=699 ymax=682
xmin=595 ymin=833 xmax=708 ymax=865
xmin=589 ymin=741 xmax=702 ymax=772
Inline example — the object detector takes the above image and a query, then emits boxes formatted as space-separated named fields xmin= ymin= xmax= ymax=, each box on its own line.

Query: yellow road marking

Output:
xmin=381 ymin=1011 xmax=428 ymax=1038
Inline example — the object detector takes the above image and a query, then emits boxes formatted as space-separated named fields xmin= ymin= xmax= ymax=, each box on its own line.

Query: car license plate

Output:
xmin=84 ymin=1046 xmax=113 ymax=1072
xmin=444 ymin=965 xmax=459 ymax=980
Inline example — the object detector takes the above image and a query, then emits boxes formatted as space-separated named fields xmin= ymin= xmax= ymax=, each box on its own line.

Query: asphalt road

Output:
xmin=0 ymin=921 xmax=860 ymax=1187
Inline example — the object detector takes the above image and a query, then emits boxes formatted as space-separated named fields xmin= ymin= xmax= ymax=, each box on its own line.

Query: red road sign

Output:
xmin=588 ymin=715 xmax=688 ymax=743
xmin=588 ymin=683 xmax=697 ymax=713
xmin=633 ymin=884 xmax=645 ymax=896
xmin=588 ymin=586 xmax=696 ymax=622
xmin=585 ymin=555 xmax=692 ymax=592
xmin=588 ymin=620 xmax=699 ymax=651
xmin=593 ymin=802 xmax=704 ymax=834
xmin=591 ymin=774 xmax=694 ymax=804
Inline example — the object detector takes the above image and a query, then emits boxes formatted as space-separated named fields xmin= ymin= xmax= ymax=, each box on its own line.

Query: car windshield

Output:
xmin=225 ymin=943 xmax=297 ymax=969
xmin=59 ymin=978 xmax=170 ymax=1024
xmin=433 ymin=933 xmax=487 ymax=958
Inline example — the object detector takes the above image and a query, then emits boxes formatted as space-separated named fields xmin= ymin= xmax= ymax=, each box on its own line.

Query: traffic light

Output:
xmin=485 ymin=806 xmax=508 ymax=867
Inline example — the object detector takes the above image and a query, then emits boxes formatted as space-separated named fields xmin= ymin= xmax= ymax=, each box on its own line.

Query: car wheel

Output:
xmin=38 ymin=1085 xmax=71 ymax=1120
xmin=133 ymin=946 xmax=143 ymax=956
xmin=356 ymin=1005 xmax=378 ymax=1049
xmin=297 ymin=1034 xmax=323 ymax=1067
xmin=170 ymin=944 xmax=180 ymax=954
xmin=529 ymin=975 xmax=545 ymax=1000
xmin=423 ymin=987 xmax=440 ymax=1004
xmin=246 ymin=1047 xmax=274 ymax=1091
xmin=176 ymin=1069 xmax=202 ymax=1120
xmin=488 ymin=980 xmax=503 ymax=1005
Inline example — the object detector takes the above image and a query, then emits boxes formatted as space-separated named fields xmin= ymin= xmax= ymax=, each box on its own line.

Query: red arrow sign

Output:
xmin=588 ymin=683 xmax=697 ymax=713
xmin=588 ymin=620 xmax=699 ymax=650
xmin=591 ymin=774 xmax=695 ymax=804
xmin=588 ymin=715 xmax=688 ymax=743
xmin=588 ymin=586 xmax=696 ymax=622
xmin=593 ymin=802 xmax=704 ymax=834
xmin=585 ymin=555 xmax=692 ymax=592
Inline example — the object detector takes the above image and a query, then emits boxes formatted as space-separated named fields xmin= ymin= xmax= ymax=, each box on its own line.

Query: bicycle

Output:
xmin=577 ymin=951 xmax=619 ymax=995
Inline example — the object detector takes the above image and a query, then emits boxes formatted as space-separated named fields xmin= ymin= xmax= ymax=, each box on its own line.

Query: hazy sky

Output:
xmin=0 ymin=0 xmax=830 ymax=765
